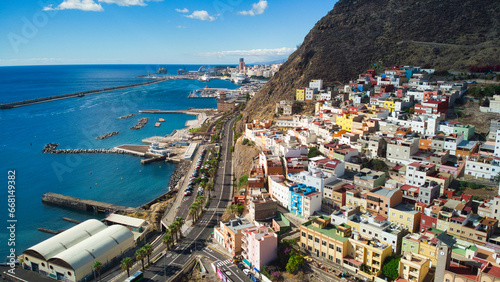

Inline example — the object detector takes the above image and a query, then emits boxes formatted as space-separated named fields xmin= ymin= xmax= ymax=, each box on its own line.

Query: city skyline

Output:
xmin=0 ymin=0 xmax=336 ymax=66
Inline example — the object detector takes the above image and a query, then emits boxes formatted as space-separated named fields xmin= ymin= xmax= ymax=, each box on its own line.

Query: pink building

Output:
xmin=241 ymin=225 xmax=278 ymax=271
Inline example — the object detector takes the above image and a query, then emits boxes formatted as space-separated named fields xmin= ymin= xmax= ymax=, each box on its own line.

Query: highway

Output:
xmin=142 ymin=115 xmax=237 ymax=281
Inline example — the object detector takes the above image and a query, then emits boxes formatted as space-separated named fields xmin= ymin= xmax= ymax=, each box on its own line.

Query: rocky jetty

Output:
xmin=119 ymin=114 xmax=135 ymax=119
xmin=42 ymin=143 xmax=136 ymax=156
xmin=130 ymin=118 xmax=148 ymax=130
xmin=96 ymin=132 xmax=119 ymax=140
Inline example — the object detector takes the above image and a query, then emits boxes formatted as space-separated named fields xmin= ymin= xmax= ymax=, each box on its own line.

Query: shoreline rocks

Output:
xmin=168 ymin=161 xmax=190 ymax=189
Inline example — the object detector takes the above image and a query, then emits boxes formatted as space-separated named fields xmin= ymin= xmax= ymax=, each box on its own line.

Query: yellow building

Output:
xmin=389 ymin=203 xmax=422 ymax=233
xmin=346 ymin=234 xmax=392 ymax=278
xmin=399 ymin=252 xmax=431 ymax=282
xmin=345 ymin=189 xmax=367 ymax=213
xmin=384 ymin=98 xmax=396 ymax=112
xmin=336 ymin=114 xmax=354 ymax=132
xmin=300 ymin=216 xmax=350 ymax=265
xmin=296 ymin=88 xmax=305 ymax=101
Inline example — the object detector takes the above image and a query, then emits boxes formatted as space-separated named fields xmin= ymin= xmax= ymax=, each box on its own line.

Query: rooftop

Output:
xmin=302 ymin=221 xmax=350 ymax=243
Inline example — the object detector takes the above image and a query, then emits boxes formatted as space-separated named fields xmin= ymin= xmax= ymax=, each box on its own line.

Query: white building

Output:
xmin=241 ymin=225 xmax=278 ymax=271
xmin=22 ymin=220 xmax=134 ymax=282
xmin=268 ymin=175 xmax=290 ymax=208
xmin=405 ymin=162 xmax=435 ymax=186
xmin=465 ymin=156 xmax=500 ymax=180
xmin=495 ymin=129 xmax=500 ymax=157
xmin=287 ymin=168 xmax=337 ymax=193
xmin=309 ymin=79 xmax=323 ymax=91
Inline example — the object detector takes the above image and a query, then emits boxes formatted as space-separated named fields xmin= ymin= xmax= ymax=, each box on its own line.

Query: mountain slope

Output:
xmin=238 ymin=0 xmax=500 ymax=129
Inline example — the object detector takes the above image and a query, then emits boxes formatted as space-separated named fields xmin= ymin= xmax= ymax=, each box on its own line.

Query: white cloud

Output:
xmin=185 ymin=10 xmax=216 ymax=21
xmin=201 ymin=47 xmax=295 ymax=58
xmin=176 ymin=25 xmax=187 ymax=29
xmin=98 ymin=0 xmax=146 ymax=6
xmin=238 ymin=0 xmax=267 ymax=16
xmin=43 ymin=0 xmax=103 ymax=11
xmin=175 ymin=8 xmax=189 ymax=13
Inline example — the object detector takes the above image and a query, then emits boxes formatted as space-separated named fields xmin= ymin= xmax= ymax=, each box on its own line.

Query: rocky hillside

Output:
xmin=238 ymin=0 xmax=500 ymax=130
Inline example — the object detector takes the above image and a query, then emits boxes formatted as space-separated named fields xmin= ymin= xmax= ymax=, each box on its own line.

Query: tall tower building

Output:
xmin=239 ymin=58 xmax=245 ymax=71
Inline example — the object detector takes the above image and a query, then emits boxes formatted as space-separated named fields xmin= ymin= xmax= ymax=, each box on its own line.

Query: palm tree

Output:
xmin=120 ymin=257 xmax=133 ymax=277
xmin=143 ymin=244 xmax=153 ymax=265
xmin=93 ymin=261 xmax=102 ymax=282
xmin=192 ymin=202 xmax=201 ymax=221
xmin=168 ymin=223 xmax=177 ymax=242
xmin=228 ymin=204 xmax=238 ymax=215
xmin=136 ymin=248 xmax=146 ymax=271
xmin=206 ymin=181 xmax=214 ymax=191
xmin=163 ymin=233 xmax=173 ymax=250
xmin=189 ymin=205 xmax=198 ymax=222
xmin=175 ymin=217 xmax=185 ymax=238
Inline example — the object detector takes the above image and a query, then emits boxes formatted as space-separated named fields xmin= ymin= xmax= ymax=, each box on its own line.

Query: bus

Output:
xmin=123 ymin=271 xmax=143 ymax=282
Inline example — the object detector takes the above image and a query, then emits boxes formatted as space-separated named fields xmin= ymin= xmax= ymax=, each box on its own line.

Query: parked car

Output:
xmin=184 ymin=191 xmax=192 ymax=196
xmin=243 ymin=269 xmax=250 ymax=276
xmin=237 ymin=264 xmax=244 ymax=270
xmin=250 ymin=276 xmax=259 ymax=282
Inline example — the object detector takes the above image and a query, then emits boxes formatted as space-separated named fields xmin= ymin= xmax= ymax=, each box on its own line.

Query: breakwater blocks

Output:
xmin=131 ymin=118 xmax=148 ymax=130
xmin=119 ymin=114 xmax=135 ymax=119
xmin=42 ymin=143 xmax=137 ymax=156
xmin=96 ymin=131 xmax=120 ymax=140
xmin=42 ymin=192 xmax=138 ymax=214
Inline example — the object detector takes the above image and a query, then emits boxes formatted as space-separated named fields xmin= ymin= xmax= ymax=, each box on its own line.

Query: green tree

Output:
xmin=307 ymin=147 xmax=324 ymax=158
xmin=175 ymin=217 xmax=185 ymax=238
xmin=228 ymin=204 xmax=238 ymax=215
xmin=163 ymin=233 xmax=173 ymax=250
xmin=143 ymin=244 xmax=153 ymax=265
xmin=238 ymin=174 xmax=249 ymax=188
xmin=229 ymin=146 xmax=234 ymax=152
xmin=189 ymin=205 xmax=198 ymax=222
xmin=168 ymin=223 xmax=177 ymax=242
xmin=236 ymin=203 xmax=245 ymax=216
xmin=286 ymin=253 xmax=304 ymax=274
xmin=382 ymin=255 xmax=401 ymax=281
xmin=136 ymin=248 xmax=146 ymax=271
xmin=93 ymin=261 xmax=102 ymax=282
xmin=120 ymin=257 xmax=133 ymax=277
xmin=371 ymin=159 xmax=388 ymax=171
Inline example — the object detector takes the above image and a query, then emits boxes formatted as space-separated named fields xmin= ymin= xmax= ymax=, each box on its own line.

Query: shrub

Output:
xmin=382 ymin=255 xmax=401 ymax=281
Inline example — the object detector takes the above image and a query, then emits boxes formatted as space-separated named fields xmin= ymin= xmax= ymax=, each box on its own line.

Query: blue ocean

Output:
xmin=0 ymin=64 xmax=238 ymax=258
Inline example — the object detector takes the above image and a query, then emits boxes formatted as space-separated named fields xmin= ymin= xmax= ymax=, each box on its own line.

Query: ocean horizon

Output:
xmin=0 ymin=64 xmax=239 ymax=258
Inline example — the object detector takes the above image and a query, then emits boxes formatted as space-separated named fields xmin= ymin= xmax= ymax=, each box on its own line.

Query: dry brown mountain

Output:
xmin=238 ymin=0 xmax=500 ymax=130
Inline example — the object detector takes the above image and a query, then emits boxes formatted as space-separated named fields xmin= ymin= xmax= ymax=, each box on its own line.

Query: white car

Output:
xmin=243 ymin=269 xmax=250 ymax=276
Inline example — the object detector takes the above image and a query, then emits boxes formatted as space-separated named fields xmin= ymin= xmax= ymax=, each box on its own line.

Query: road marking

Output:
xmin=151 ymin=118 xmax=236 ymax=281
xmin=215 ymin=259 xmax=232 ymax=268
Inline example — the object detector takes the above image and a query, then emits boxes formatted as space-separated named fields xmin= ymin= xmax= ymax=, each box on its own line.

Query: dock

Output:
xmin=42 ymin=192 xmax=139 ymax=214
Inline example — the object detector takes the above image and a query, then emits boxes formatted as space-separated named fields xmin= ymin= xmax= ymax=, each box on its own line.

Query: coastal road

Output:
xmin=142 ymin=115 xmax=236 ymax=281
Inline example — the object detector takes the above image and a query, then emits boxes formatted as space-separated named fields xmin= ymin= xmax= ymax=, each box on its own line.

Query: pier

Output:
xmin=42 ymin=192 xmax=139 ymax=214
xmin=0 ymin=78 xmax=169 ymax=109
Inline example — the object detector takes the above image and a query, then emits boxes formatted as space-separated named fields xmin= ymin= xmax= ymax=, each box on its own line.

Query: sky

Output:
xmin=0 ymin=0 xmax=336 ymax=66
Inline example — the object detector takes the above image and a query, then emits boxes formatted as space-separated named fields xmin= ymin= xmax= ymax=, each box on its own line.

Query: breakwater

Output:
xmin=42 ymin=143 xmax=136 ymax=156
xmin=96 ymin=131 xmax=120 ymax=140
xmin=42 ymin=192 xmax=139 ymax=214
xmin=131 ymin=118 xmax=148 ymax=130
xmin=0 ymin=78 xmax=167 ymax=109
xmin=119 ymin=113 xmax=135 ymax=119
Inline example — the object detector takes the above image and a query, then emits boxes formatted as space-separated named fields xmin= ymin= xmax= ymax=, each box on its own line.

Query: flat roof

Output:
xmin=302 ymin=221 xmax=350 ymax=243
xmin=105 ymin=214 xmax=146 ymax=228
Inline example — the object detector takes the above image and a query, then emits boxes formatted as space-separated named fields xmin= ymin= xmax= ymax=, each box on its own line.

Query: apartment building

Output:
xmin=365 ymin=186 xmax=403 ymax=216
xmin=389 ymin=203 xmax=422 ymax=233
xmin=213 ymin=218 xmax=255 ymax=256
xmin=386 ymin=138 xmax=419 ymax=165
xmin=346 ymin=233 xmax=392 ymax=277
xmin=399 ymin=252 xmax=431 ymax=282
xmin=300 ymin=216 xmax=350 ymax=265
xmin=241 ymin=225 xmax=278 ymax=272
xmin=289 ymin=184 xmax=322 ymax=219
xmin=268 ymin=175 xmax=289 ymax=209
xmin=353 ymin=168 xmax=386 ymax=190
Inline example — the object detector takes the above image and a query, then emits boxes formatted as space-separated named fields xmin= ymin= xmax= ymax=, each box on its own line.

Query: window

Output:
xmin=421 ymin=248 xmax=424 ymax=252
xmin=336 ymin=258 xmax=341 ymax=264
xmin=308 ymin=235 xmax=313 ymax=240
xmin=337 ymin=247 xmax=342 ymax=252
xmin=322 ymin=240 xmax=327 ymax=246
xmin=329 ymin=243 xmax=334 ymax=249
xmin=400 ymin=215 xmax=403 ymax=219
xmin=302 ymin=243 xmax=306 ymax=248
xmin=329 ymin=255 xmax=334 ymax=261
xmin=302 ymin=232 xmax=306 ymax=237
xmin=315 ymin=238 xmax=320 ymax=243
xmin=308 ymin=246 xmax=312 ymax=251
xmin=322 ymin=252 xmax=326 ymax=257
